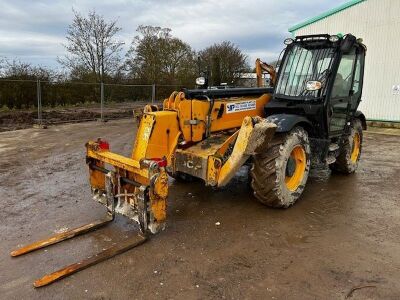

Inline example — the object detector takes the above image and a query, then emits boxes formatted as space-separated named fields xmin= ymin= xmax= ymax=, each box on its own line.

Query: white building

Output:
xmin=289 ymin=0 xmax=400 ymax=122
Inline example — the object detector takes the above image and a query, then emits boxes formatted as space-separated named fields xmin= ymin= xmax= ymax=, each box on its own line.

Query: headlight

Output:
xmin=284 ymin=38 xmax=294 ymax=45
xmin=195 ymin=77 xmax=205 ymax=86
xmin=329 ymin=35 xmax=340 ymax=42
xmin=306 ymin=81 xmax=322 ymax=91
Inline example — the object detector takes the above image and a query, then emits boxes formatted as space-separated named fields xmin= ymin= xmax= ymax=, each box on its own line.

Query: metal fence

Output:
xmin=0 ymin=79 xmax=183 ymax=125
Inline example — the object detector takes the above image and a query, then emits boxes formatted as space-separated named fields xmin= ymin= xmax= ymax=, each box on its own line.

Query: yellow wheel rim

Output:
xmin=285 ymin=145 xmax=306 ymax=191
xmin=351 ymin=132 xmax=361 ymax=163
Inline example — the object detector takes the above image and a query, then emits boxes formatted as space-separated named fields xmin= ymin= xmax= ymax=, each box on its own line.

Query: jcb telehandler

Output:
xmin=12 ymin=34 xmax=367 ymax=287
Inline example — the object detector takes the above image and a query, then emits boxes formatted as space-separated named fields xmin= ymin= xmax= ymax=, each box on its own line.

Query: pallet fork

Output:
xmin=11 ymin=171 xmax=149 ymax=287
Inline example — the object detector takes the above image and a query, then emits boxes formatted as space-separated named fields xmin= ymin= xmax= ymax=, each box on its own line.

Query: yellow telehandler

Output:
xmin=12 ymin=34 xmax=367 ymax=287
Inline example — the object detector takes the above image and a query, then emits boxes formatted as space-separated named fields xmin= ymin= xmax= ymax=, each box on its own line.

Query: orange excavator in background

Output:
xmin=256 ymin=58 xmax=277 ymax=87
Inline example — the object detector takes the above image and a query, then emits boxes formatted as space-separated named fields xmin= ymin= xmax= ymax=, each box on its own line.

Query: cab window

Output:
xmin=352 ymin=55 xmax=362 ymax=95
xmin=331 ymin=49 xmax=356 ymax=98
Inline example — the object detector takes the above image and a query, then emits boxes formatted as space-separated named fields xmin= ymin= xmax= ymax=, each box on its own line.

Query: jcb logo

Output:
xmin=227 ymin=104 xmax=235 ymax=112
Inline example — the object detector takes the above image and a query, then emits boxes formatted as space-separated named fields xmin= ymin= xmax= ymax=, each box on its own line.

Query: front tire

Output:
xmin=250 ymin=127 xmax=311 ymax=208
xmin=330 ymin=119 xmax=363 ymax=174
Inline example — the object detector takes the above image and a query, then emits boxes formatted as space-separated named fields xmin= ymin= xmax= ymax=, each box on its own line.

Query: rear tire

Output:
xmin=330 ymin=119 xmax=363 ymax=174
xmin=250 ymin=127 xmax=311 ymax=208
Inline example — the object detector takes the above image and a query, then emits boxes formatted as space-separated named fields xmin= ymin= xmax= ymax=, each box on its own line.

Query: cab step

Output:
xmin=329 ymin=143 xmax=340 ymax=152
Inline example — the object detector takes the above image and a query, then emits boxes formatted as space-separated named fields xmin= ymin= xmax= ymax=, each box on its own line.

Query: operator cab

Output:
xmin=265 ymin=34 xmax=366 ymax=139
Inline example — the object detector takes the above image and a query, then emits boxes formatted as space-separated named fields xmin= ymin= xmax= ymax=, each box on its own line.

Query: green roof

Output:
xmin=289 ymin=0 xmax=365 ymax=33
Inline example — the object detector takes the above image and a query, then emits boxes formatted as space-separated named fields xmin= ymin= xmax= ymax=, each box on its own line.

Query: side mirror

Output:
xmin=340 ymin=34 xmax=356 ymax=54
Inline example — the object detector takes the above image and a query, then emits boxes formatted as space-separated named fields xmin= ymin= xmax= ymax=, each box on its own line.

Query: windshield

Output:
xmin=275 ymin=44 xmax=336 ymax=99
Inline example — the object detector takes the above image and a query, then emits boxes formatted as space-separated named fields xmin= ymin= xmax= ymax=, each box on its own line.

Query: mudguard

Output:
xmin=266 ymin=114 xmax=312 ymax=133
xmin=354 ymin=110 xmax=367 ymax=130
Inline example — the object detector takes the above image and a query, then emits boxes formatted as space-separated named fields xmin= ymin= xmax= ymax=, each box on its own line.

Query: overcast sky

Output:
xmin=0 ymin=0 xmax=348 ymax=70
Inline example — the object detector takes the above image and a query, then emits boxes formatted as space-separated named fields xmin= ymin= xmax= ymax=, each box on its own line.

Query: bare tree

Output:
xmin=59 ymin=10 xmax=124 ymax=82
xmin=0 ymin=57 xmax=5 ymax=77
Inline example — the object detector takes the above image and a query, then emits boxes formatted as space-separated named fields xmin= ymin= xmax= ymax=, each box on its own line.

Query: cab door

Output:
xmin=328 ymin=48 xmax=357 ymax=136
